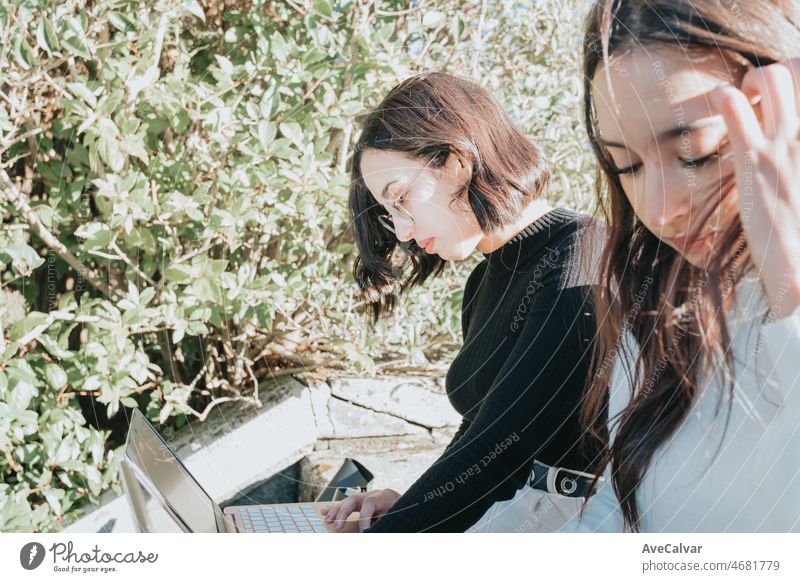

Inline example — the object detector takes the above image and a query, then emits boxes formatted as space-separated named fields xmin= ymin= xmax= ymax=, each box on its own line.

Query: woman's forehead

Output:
xmin=592 ymin=47 xmax=739 ymax=146
xmin=360 ymin=149 xmax=433 ymax=201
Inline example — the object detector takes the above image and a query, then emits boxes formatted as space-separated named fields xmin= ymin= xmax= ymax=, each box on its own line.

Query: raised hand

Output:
xmin=711 ymin=62 xmax=800 ymax=318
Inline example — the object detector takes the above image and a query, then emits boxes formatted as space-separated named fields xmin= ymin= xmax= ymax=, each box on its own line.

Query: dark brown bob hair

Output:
xmin=348 ymin=71 xmax=550 ymax=323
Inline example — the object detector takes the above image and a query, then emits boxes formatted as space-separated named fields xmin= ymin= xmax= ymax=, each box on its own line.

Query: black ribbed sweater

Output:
xmin=364 ymin=207 xmax=603 ymax=532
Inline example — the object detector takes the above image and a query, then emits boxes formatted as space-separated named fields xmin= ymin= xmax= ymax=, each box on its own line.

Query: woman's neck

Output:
xmin=476 ymin=197 xmax=554 ymax=253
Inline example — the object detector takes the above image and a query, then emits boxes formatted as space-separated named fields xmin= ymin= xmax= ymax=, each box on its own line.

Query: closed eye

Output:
xmin=610 ymin=150 xmax=722 ymax=176
xmin=610 ymin=162 xmax=642 ymax=176
xmin=678 ymin=151 xmax=720 ymax=168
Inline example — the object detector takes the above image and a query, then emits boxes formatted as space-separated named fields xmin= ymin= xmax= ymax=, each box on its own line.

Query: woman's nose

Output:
xmin=393 ymin=216 xmax=415 ymax=242
xmin=640 ymin=169 xmax=692 ymax=235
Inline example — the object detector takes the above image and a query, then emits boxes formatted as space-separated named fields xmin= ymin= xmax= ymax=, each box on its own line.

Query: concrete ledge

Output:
xmin=61 ymin=374 xmax=459 ymax=533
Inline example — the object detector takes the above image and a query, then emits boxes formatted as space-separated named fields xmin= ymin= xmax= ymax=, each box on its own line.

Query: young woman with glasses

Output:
xmin=320 ymin=72 xmax=607 ymax=532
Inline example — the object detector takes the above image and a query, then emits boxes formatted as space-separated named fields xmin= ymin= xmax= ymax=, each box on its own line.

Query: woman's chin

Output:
xmin=680 ymin=245 xmax=722 ymax=269
xmin=428 ymin=238 xmax=484 ymax=261
xmin=436 ymin=245 xmax=471 ymax=261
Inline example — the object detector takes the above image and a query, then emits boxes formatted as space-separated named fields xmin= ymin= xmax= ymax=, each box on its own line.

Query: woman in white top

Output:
xmin=563 ymin=0 xmax=800 ymax=532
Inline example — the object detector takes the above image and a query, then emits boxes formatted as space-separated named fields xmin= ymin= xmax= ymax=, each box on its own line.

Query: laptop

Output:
xmin=120 ymin=408 xmax=361 ymax=533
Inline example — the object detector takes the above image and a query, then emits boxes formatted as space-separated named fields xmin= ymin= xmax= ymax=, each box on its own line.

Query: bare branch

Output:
xmin=0 ymin=168 xmax=119 ymax=300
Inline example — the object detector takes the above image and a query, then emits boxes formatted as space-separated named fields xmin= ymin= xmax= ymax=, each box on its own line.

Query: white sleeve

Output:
xmin=762 ymin=304 xmax=800 ymax=401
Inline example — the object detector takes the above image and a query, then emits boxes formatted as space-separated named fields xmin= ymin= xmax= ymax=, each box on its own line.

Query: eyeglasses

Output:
xmin=375 ymin=154 xmax=438 ymax=236
xmin=377 ymin=197 xmax=414 ymax=235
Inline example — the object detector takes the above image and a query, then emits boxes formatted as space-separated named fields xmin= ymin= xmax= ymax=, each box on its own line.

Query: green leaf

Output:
xmin=66 ymin=82 xmax=97 ymax=107
xmin=214 ymin=54 xmax=234 ymax=75
xmin=8 ymin=378 xmax=39 ymax=411
xmin=303 ymin=47 xmax=328 ymax=64
xmin=184 ymin=0 xmax=206 ymax=21
xmin=123 ymin=226 xmax=156 ymax=254
xmin=62 ymin=16 xmax=91 ymax=59
xmin=108 ymin=11 xmax=135 ymax=33
xmin=192 ymin=278 xmax=220 ymax=303
xmin=121 ymin=397 xmax=138 ymax=408
xmin=62 ymin=35 xmax=90 ymax=59
xmin=13 ymin=37 xmax=37 ymax=70
xmin=314 ymin=0 xmax=333 ymax=18
xmin=139 ymin=287 xmax=155 ymax=306
xmin=164 ymin=264 xmax=195 ymax=284
xmin=378 ymin=22 xmax=395 ymax=43
xmin=270 ymin=31 xmax=289 ymax=61
xmin=36 ymin=18 xmax=61 ymax=55
xmin=159 ymin=403 xmax=173 ymax=424
xmin=255 ymin=304 xmax=271 ymax=329
xmin=74 ymin=222 xmax=113 ymax=249
xmin=257 ymin=120 xmax=276 ymax=145
xmin=279 ymin=121 xmax=303 ymax=145
xmin=43 ymin=488 xmax=63 ymax=517
xmin=44 ymin=364 xmax=68 ymax=390
xmin=0 ymin=244 xmax=45 ymax=276
xmin=0 ymin=489 xmax=34 ymax=532
xmin=8 ymin=311 xmax=49 ymax=343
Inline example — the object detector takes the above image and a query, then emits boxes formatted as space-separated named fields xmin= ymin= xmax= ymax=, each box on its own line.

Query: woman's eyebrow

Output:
xmin=381 ymin=179 xmax=398 ymax=200
xmin=600 ymin=118 xmax=720 ymax=149
xmin=655 ymin=119 xmax=718 ymax=142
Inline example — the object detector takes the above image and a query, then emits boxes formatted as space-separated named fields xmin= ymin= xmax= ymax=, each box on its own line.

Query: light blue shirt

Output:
xmin=561 ymin=274 xmax=800 ymax=532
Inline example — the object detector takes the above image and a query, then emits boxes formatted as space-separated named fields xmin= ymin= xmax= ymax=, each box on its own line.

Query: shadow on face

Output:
xmin=592 ymin=46 xmax=748 ymax=267
xmin=359 ymin=148 xmax=484 ymax=261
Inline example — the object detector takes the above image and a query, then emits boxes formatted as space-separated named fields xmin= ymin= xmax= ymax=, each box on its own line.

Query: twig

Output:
xmin=0 ymin=127 xmax=42 ymax=156
xmin=110 ymin=241 xmax=157 ymax=287
xmin=0 ymin=170 xmax=118 ymax=299
xmin=470 ymin=0 xmax=489 ymax=80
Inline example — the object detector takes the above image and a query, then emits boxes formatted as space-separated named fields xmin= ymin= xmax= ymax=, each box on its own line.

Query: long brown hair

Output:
xmin=348 ymin=72 xmax=549 ymax=322
xmin=579 ymin=0 xmax=800 ymax=530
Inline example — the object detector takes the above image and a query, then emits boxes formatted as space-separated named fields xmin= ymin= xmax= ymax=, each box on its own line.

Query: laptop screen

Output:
xmin=123 ymin=409 xmax=219 ymax=533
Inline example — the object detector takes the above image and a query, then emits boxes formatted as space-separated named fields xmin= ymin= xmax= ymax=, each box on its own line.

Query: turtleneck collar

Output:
xmin=482 ymin=207 xmax=577 ymax=276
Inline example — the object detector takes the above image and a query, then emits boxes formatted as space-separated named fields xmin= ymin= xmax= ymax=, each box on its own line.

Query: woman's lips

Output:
xmin=417 ymin=237 xmax=435 ymax=253
xmin=668 ymin=231 xmax=716 ymax=251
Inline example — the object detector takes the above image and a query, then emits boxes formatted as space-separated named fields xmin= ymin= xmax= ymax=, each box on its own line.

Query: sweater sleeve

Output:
xmin=364 ymin=285 xmax=597 ymax=532
xmin=442 ymin=417 xmax=472 ymax=455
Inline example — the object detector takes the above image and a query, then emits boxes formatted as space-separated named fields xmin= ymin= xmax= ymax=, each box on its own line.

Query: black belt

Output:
xmin=528 ymin=460 xmax=602 ymax=498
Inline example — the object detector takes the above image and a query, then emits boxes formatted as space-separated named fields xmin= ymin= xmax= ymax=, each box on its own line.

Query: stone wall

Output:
xmin=62 ymin=373 xmax=460 ymax=533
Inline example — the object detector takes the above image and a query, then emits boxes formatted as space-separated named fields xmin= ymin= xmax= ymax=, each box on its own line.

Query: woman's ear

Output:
xmin=443 ymin=152 xmax=470 ymax=183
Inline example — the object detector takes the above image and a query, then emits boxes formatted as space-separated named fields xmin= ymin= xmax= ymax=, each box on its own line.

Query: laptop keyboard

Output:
xmin=238 ymin=504 xmax=329 ymax=533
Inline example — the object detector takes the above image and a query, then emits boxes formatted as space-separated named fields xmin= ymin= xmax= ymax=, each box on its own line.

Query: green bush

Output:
xmin=0 ymin=0 xmax=594 ymax=531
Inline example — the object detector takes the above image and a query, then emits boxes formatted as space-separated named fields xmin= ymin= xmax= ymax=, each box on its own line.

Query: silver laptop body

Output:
xmin=120 ymin=408 xmax=359 ymax=533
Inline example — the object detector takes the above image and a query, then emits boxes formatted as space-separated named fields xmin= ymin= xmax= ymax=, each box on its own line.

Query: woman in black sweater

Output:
xmin=323 ymin=72 xmax=605 ymax=532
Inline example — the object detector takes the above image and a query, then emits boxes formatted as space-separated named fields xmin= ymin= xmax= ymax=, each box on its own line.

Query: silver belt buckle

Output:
xmin=545 ymin=463 xmax=602 ymax=496
xmin=552 ymin=468 xmax=578 ymax=495
xmin=546 ymin=465 xmax=577 ymax=495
